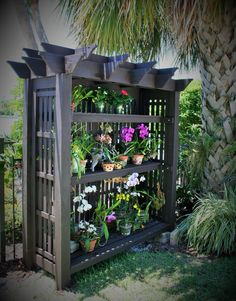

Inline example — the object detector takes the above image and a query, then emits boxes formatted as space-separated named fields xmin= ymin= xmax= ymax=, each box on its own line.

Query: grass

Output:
xmin=72 ymin=250 xmax=236 ymax=301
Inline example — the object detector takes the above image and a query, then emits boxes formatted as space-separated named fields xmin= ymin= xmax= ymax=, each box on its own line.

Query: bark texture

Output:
xmin=198 ymin=7 xmax=236 ymax=191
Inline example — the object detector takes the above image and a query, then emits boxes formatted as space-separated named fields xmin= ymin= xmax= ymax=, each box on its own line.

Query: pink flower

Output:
xmin=106 ymin=212 xmax=116 ymax=223
xmin=121 ymin=127 xmax=135 ymax=143
xmin=137 ymin=123 xmax=149 ymax=139
xmin=121 ymin=89 xmax=128 ymax=96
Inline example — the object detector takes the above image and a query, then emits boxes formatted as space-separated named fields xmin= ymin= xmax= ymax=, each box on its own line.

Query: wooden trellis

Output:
xmin=8 ymin=43 xmax=191 ymax=289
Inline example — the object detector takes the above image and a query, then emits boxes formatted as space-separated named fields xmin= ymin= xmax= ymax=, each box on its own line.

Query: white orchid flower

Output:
xmin=73 ymin=196 xmax=80 ymax=203
xmin=77 ymin=206 xmax=84 ymax=213
xmin=117 ymin=186 xmax=121 ymax=193
xmin=140 ymin=176 xmax=146 ymax=182
xmin=91 ymin=185 xmax=97 ymax=192
xmin=84 ymin=203 xmax=92 ymax=211
xmin=82 ymin=199 xmax=88 ymax=205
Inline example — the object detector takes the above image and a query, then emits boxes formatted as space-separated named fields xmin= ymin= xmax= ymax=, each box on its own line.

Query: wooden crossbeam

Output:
xmin=65 ymin=44 xmax=97 ymax=74
xmin=22 ymin=56 xmax=46 ymax=76
xmin=7 ymin=61 xmax=31 ymax=78
xmin=23 ymin=48 xmax=41 ymax=59
xmin=41 ymin=42 xmax=75 ymax=56
xmin=175 ymin=79 xmax=193 ymax=91
xmin=103 ymin=54 xmax=129 ymax=80
xmin=40 ymin=51 xmax=65 ymax=74
xmin=130 ymin=61 xmax=156 ymax=84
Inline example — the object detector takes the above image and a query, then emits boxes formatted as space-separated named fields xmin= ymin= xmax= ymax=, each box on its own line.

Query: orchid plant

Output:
xmin=73 ymin=185 xmax=96 ymax=214
xmin=120 ymin=124 xmax=150 ymax=156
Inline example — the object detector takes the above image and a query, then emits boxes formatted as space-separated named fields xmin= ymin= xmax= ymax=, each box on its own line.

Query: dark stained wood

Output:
xmin=72 ymin=112 xmax=173 ymax=124
xmin=130 ymin=63 xmax=156 ymax=84
xmin=71 ymin=161 xmax=163 ymax=185
xmin=41 ymin=42 xmax=74 ymax=56
xmin=40 ymin=51 xmax=65 ymax=74
xmin=71 ymin=221 xmax=171 ymax=274
xmin=54 ymin=74 xmax=72 ymax=289
xmin=22 ymin=57 xmax=46 ymax=76
xmin=23 ymin=48 xmax=41 ymax=59
xmin=65 ymin=45 xmax=97 ymax=74
xmin=22 ymin=79 xmax=36 ymax=268
xmin=0 ymin=138 xmax=5 ymax=262
xmin=7 ymin=61 xmax=31 ymax=79
xmin=175 ymin=79 xmax=193 ymax=91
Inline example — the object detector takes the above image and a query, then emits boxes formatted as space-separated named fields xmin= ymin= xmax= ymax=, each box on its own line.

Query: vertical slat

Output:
xmin=0 ymin=138 xmax=5 ymax=262
xmin=22 ymin=79 xmax=36 ymax=268
xmin=162 ymin=92 xmax=179 ymax=225
xmin=48 ymin=96 xmax=53 ymax=255
xmin=54 ymin=74 xmax=72 ymax=289
xmin=43 ymin=97 xmax=48 ymax=252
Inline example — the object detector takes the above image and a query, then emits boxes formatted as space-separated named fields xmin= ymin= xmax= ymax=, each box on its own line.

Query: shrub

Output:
xmin=177 ymin=188 xmax=236 ymax=256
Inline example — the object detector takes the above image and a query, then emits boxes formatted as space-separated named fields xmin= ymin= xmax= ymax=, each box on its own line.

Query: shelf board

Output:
xmin=72 ymin=112 xmax=173 ymax=124
xmin=71 ymin=161 xmax=163 ymax=185
xmin=70 ymin=220 xmax=171 ymax=274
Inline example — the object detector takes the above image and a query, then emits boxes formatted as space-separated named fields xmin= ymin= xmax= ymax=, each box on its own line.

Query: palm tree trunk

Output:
xmin=198 ymin=8 xmax=236 ymax=191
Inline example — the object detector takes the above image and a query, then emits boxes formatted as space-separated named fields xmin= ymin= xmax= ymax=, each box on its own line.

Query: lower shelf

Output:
xmin=70 ymin=220 xmax=171 ymax=275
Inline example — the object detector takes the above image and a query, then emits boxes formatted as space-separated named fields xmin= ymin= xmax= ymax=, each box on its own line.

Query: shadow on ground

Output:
xmin=72 ymin=249 xmax=236 ymax=301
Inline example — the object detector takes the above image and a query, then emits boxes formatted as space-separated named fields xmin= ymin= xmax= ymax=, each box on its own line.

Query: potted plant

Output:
xmin=110 ymin=89 xmax=133 ymax=114
xmin=92 ymin=198 xmax=120 ymax=245
xmin=71 ymin=185 xmax=98 ymax=252
xmin=121 ymin=124 xmax=150 ymax=165
xmin=71 ymin=125 xmax=94 ymax=178
xmin=101 ymin=145 xmax=121 ymax=171
xmin=93 ymin=86 xmax=109 ymax=113
xmin=77 ymin=220 xmax=99 ymax=252
xmin=119 ymin=216 xmax=133 ymax=235
xmin=72 ymin=84 xmax=94 ymax=111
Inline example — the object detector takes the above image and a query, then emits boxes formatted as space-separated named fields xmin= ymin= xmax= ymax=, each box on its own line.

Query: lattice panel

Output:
xmin=35 ymin=89 xmax=56 ymax=262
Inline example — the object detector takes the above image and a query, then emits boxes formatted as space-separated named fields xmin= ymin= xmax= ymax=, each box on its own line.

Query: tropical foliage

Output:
xmin=177 ymin=187 xmax=236 ymax=256
xmin=58 ymin=0 xmax=236 ymax=192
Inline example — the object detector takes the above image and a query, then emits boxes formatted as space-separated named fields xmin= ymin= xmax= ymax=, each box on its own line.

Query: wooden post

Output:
xmin=22 ymin=79 xmax=36 ymax=268
xmin=163 ymin=92 xmax=179 ymax=226
xmin=0 ymin=138 xmax=5 ymax=262
xmin=54 ymin=74 xmax=72 ymax=289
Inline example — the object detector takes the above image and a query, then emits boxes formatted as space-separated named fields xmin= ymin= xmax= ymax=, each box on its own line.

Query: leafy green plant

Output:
xmin=177 ymin=187 xmax=236 ymax=256
xmin=92 ymin=198 xmax=120 ymax=242
xmin=72 ymin=84 xmax=94 ymax=109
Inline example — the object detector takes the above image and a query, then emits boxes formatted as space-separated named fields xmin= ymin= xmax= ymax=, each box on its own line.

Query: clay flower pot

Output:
xmin=118 ymin=155 xmax=129 ymax=166
xmin=114 ymin=161 xmax=123 ymax=170
xmin=80 ymin=239 xmax=97 ymax=252
xmin=80 ymin=159 xmax=87 ymax=169
xmin=102 ymin=162 xmax=115 ymax=172
xmin=132 ymin=154 xmax=144 ymax=165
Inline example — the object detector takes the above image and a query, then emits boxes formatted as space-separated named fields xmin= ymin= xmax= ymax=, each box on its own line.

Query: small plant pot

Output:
xmin=118 ymin=155 xmax=128 ymax=166
xmin=80 ymin=239 xmax=97 ymax=252
xmin=95 ymin=103 xmax=105 ymax=113
xmin=115 ymin=105 xmax=124 ymax=114
xmin=70 ymin=240 xmax=80 ymax=253
xmin=80 ymin=159 xmax=87 ymax=173
xmin=120 ymin=223 xmax=132 ymax=236
xmin=132 ymin=154 xmax=144 ymax=165
xmin=102 ymin=162 xmax=115 ymax=172
xmin=114 ymin=161 xmax=123 ymax=170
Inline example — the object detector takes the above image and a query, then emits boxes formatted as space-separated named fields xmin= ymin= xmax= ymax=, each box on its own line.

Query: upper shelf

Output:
xmin=72 ymin=112 xmax=173 ymax=124
xmin=71 ymin=161 xmax=163 ymax=185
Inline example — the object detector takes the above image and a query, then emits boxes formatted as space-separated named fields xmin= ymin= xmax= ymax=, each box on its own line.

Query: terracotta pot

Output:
xmin=114 ymin=161 xmax=123 ymax=170
xmin=102 ymin=162 xmax=115 ymax=172
xmin=80 ymin=159 xmax=87 ymax=170
xmin=80 ymin=239 xmax=97 ymax=252
xmin=118 ymin=155 xmax=128 ymax=166
xmin=132 ymin=154 xmax=144 ymax=165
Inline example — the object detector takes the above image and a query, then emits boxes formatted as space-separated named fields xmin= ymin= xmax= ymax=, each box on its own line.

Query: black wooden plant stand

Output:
xmin=8 ymin=43 xmax=191 ymax=289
